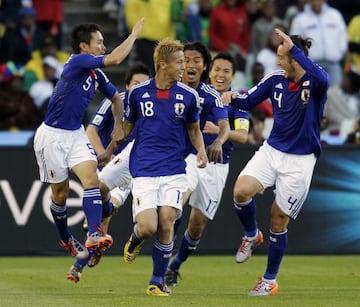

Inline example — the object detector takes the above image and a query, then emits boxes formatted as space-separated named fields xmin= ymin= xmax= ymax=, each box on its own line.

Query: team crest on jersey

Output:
xmin=301 ymin=89 xmax=310 ymax=107
xmin=174 ymin=102 xmax=185 ymax=118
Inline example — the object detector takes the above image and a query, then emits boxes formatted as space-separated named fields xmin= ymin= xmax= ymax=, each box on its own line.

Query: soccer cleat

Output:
xmin=123 ymin=234 xmax=144 ymax=263
xmin=60 ymin=236 xmax=89 ymax=259
xmin=164 ymin=268 xmax=181 ymax=286
xmin=66 ymin=264 xmax=83 ymax=283
xmin=235 ymin=230 xmax=264 ymax=263
xmin=87 ymin=246 xmax=104 ymax=268
xmin=146 ymin=281 xmax=172 ymax=296
xmin=248 ymin=277 xmax=279 ymax=296
xmin=85 ymin=232 xmax=113 ymax=250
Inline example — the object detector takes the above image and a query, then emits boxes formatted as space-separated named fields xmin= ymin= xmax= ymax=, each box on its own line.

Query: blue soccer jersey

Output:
xmin=45 ymin=53 xmax=117 ymax=130
xmin=88 ymin=91 xmax=133 ymax=155
xmin=231 ymin=45 xmax=329 ymax=157
xmin=205 ymin=104 xmax=248 ymax=164
xmin=125 ymin=78 xmax=201 ymax=177
xmin=185 ymin=82 xmax=228 ymax=158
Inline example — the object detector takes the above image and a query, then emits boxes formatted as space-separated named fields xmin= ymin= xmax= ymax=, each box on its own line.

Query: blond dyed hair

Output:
xmin=153 ymin=38 xmax=184 ymax=72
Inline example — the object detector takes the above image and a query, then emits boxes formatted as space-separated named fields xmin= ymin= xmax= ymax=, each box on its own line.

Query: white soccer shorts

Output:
xmin=239 ymin=141 xmax=316 ymax=219
xmin=33 ymin=123 xmax=97 ymax=183
xmin=186 ymin=153 xmax=229 ymax=220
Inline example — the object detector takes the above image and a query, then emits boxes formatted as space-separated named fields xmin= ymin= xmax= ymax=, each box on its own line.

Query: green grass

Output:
xmin=0 ymin=255 xmax=359 ymax=307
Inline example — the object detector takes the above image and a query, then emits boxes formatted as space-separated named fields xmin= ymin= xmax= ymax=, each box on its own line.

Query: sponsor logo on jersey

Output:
xmin=142 ymin=92 xmax=150 ymax=98
xmin=302 ymin=80 xmax=310 ymax=86
xmin=275 ymin=83 xmax=283 ymax=89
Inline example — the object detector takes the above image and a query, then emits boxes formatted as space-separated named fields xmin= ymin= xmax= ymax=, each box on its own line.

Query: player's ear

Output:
xmin=79 ymin=42 xmax=88 ymax=52
xmin=159 ymin=60 xmax=167 ymax=70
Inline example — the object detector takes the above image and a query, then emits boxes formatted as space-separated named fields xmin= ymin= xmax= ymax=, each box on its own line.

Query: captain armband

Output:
xmin=234 ymin=118 xmax=250 ymax=131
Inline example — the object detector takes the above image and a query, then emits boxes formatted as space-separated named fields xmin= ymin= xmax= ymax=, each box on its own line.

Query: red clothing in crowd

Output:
xmin=32 ymin=0 xmax=64 ymax=35
xmin=209 ymin=0 xmax=250 ymax=54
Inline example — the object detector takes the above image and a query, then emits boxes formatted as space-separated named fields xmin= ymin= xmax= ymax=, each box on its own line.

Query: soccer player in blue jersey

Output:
xmin=122 ymin=37 xmax=208 ymax=296
xmin=66 ymin=62 xmax=151 ymax=283
xmin=221 ymin=28 xmax=329 ymax=296
xmin=33 ymin=18 xmax=144 ymax=260
xmin=165 ymin=49 xmax=249 ymax=286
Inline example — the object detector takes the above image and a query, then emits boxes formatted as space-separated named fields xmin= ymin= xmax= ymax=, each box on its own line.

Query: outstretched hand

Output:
xmin=132 ymin=17 xmax=145 ymax=38
xmin=275 ymin=27 xmax=293 ymax=51
xmin=221 ymin=91 xmax=238 ymax=106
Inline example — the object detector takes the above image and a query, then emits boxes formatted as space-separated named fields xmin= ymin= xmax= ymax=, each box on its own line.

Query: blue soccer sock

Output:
xmin=82 ymin=187 xmax=102 ymax=234
xmin=149 ymin=240 xmax=173 ymax=285
xmin=169 ymin=229 xmax=200 ymax=272
xmin=102 ymin=194 xmax=114 ymax=218
xmin=264 ymin=230 xmax=288 ymax=280
xmin=234 ymin=198 xmax=258 ymax=238
xmin=50 ymin=200 xmax=71 ymax=242
xmin=73 ymin=250 xmax=93 ymax=270
xmin=131 ymin=223 xmax=143 ymax=242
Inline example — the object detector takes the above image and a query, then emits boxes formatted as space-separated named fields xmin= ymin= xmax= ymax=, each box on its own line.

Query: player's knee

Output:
xmin=137 ymin=222 xmax=157 ymax=239
xmin=233 ymin=185 xmax=250 ymax=202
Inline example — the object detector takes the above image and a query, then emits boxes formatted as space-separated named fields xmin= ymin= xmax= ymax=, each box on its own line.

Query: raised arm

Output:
xmin=104 ymin=17 xmax=144 ymax=66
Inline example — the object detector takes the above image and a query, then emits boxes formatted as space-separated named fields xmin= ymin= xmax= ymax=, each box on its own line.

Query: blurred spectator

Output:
xmin=22 ymin=35 xmax=68 ymax=91
xmin=256 ymin=24 xmax=286 ymax=75
xmin=175 ymin=0 xmax=214 ymax=47
xmin=29 ymin=55 xmax=59 ymax=117
xmin=245 ymin=0 xmax=261 ymax=26
xmin=247 ymin=109 xmax=266 ymax=145
xmin=125 ymin=0 xmax=176 ymax=74
xmin=328 ymin=0 xmax=360 ymax=24
xmin=321 ymin=70 xmax=360 ymax=139
xmin=0 ymin=0 xmax=23 ymax=31
xmin=290 ymin=0 xmax=347 ymax=86
xmin=344 ymin=117 xmax=360 ymax=144
xmin=209 ymin=0 xmax=250 ymax=71
xmin=250 ymin=0 xmax=284 ymax=56
xmin=0 ymin=70 xmax=40 ymax=130
xmin=32 ymin=0 xmax=64 ymax=49
xmin=244 ymin=61 xmax=273 ymax=117
xmin=345 ymin=14 xmax=360 ymax=76
xmin=102 ymin=0 xmax=120 ymax=19
xmin=283 ymin=0 xmax=306 ymax=30
xmin=0 ymin=7 xmax=45 ymax=66
xmin=197 ymin=0 xmax=214 ymax=47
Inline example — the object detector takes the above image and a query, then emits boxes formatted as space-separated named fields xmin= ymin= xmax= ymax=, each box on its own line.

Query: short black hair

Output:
xmin=184 ymin=41 xmax=212 ymax=82
xmin=124 ymin=62 xmax=151 ymax=86
xmin=71 ymin=23 xmax=101 ymax=54
xmin=290 ymin=35 xmax=312 ymax=56
xmin=211 ymin=52 xmax=236 ymax=75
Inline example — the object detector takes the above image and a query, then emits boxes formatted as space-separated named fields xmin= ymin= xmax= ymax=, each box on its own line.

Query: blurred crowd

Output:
xmin=1 ymin=0 xmax=360 ymax=144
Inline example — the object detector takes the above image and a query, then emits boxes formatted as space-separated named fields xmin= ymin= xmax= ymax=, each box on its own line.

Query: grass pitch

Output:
xmin=0 ymin=255 xmax=359 ymax=307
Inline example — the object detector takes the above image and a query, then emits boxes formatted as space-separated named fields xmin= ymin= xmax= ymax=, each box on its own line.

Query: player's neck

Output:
xmin=291 ymin=68 xmax=306 ymax=83
xmin=154 ymin=75 xmax=176 ymax=89
xmin=184 ymin=80 xmax=200 ymax=89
